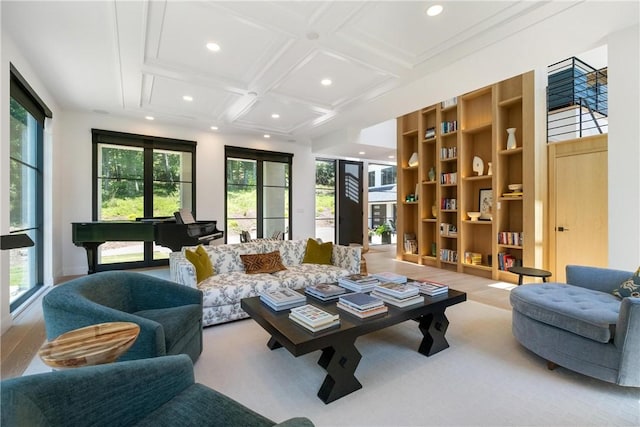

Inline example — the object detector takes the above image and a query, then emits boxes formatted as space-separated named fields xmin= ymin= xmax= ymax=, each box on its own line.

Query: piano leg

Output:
xmin=82 ymin=243 xmax=102 ymax=274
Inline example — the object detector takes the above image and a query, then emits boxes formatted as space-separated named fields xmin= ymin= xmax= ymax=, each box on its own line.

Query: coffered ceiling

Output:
xmin=2 ymin=1 xmax=638 ymax=160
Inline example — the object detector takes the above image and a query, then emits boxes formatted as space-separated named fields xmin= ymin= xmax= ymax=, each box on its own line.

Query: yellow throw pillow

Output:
xmin=240 ymin=251 xmax=287 ymax=274
xmin=302 ymin=238 xmax=333 ymax=265
xmin=185 ymin=245 xmax=214 ymax=283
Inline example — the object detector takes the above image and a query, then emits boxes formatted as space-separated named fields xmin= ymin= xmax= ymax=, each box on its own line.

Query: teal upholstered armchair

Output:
xmin=43 ymin=271 xmax=203 ymax=362
xmin=1 ymin=355 xmax=313 ymax=427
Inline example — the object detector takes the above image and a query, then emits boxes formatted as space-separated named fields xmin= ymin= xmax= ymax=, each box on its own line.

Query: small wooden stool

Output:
xmin=508 ymin=266 xmax=552 ymax=286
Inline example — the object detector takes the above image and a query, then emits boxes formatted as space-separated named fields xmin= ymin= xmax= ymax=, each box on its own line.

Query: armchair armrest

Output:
xmin=170 ymin=252 xmax=198 ymax=288
xmin=1 ymin=355 xmax=195 ymax=427
xmin=615 ymin=297 xmax=640 ymax=386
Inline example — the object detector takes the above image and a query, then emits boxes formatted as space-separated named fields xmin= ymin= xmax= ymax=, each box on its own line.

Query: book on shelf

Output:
xmin=260 ymin=289 xmax=306 ymax=311
xmin=289 ymin=314 xmax=341 ymax=333
xmin=370 ymin=290 xmax=425 ymax=308
xmin=289 ymin=304 xmax=339 ymax=327
xmin=336 ymin=301 xmax=388 ymax=319
xmin=374 ymin=282 xmax=420 ymax=298
xmin=407 ymin=279 xmax=449 ymax=296
xmin=371 ymin=272 xmax=407 ymax=284
xmin=305 ymin=282 xmax=347 ymax=301
xmin=338 ymin=293 xmax=385 ymax=311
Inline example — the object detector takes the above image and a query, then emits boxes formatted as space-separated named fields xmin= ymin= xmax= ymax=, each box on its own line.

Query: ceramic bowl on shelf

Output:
xmin=467 ymin=211 xmax=481 ymax=221
xmin=508 ymin=184 xmax=523 ymax=191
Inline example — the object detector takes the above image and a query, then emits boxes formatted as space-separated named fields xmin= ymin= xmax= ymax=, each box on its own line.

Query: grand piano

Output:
xmin=72 ymin=211 xmax=223 ymax=274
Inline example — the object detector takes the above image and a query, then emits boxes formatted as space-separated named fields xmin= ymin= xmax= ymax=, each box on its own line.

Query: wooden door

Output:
xmin=549 ymin=135 xmax=608 ymax=282
xmin=337 ymin=160 xmax=364 ymax=246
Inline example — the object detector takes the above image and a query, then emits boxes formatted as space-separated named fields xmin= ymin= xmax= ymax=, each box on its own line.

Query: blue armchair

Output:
xmin=43 ymin=271 xmax=203 ymax=362
xmin=1 ymin=355 xmax=313 ymax=427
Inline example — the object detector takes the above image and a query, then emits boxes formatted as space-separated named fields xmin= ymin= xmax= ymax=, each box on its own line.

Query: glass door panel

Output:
xmin=227 ymin=158 xmax=257 ymax=243
xmin=263 ymin=161 xmax=289 ymax=239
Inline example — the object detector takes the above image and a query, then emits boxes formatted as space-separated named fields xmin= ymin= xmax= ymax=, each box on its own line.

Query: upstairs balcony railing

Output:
xmin=547 ymin=57 xmax=608 ymax=141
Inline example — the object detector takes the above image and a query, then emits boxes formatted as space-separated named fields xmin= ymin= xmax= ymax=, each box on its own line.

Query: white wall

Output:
xmin=59 ymin=112 xmax=317 ymax=276
xmin=1 ymin=31 xmax=61 ymax=333
xmin=608 ymin=24 xmax=640 ymax=270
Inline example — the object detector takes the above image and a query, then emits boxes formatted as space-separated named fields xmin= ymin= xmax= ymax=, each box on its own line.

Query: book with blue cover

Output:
xmin=338 ymin=293 xmax=384 ymax=310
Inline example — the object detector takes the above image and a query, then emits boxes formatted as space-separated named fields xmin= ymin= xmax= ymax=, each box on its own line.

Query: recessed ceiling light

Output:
xmin=321 ymin=78 xmax=332 ymax=86
xmin=271 ymin=113 xmax=280 ymax=119
xmin=210 ymin=126 xmax=218 ymax=131
xmin=263 ymin=134 xmax=271 ymax=139
xmin=183 ymin=95 xmax=193 ymax=102
xmin=388 ymin=155 xmax=395 ymax=159
xmin=145 ymin=116 xmax=154 ymax=121
xmin=426 ymin=4 xmax=443 ymax=16
xmin=206 ymin=42 xmax=221 ymax=52
xmin=359 ymin=151 xmax=366 ymax=155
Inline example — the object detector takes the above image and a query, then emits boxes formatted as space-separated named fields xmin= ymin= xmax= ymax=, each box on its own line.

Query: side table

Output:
xmin=508 ymin=266 xmax=552 ymax=286
xmin=39 ymin=322 xmax=140 ymax=369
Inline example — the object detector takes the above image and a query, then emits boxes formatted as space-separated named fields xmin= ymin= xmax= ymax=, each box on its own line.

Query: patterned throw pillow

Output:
xmin=185 ymin=245 xmax=214 ymax=283
xmin=302 ymin=238 xmax=333 ymax=265
xmin=240 ymin=251 xmax=287 ymax=274
xmin=613 ymin=267 xmax=640 ymax=298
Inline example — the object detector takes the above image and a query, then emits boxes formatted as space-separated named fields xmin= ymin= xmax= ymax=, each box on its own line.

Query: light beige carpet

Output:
xmin=193 ymin=301 xmax=639 ymax=427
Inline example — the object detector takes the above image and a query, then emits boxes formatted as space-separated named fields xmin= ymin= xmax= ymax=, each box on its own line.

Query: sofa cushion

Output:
xmin=184 ymin=245 xmax=214 ymax=283
xmin=510 ymin=283 xmax=620 ymax=343
xmin=134 ymin=304 xmax=202 ymax=351
xmin=612 ymin=267 xmax=640 ymax=299
xmin=302 ymin=238 xmax=333 ymax=265
xmin=240 ymin=251 xmax=287 ymax=274
xmin=272 ymin=264 xmax=351 ymax=289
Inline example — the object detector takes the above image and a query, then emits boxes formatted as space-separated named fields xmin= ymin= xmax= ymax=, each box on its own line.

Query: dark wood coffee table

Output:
xmin=241 ymin=288 xmax=466 ymax=403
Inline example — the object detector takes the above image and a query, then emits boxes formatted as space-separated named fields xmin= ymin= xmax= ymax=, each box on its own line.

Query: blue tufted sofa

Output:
xmin=510 ymin=265 xmax=640 ymax=386
xmin=1 ymin=355 xmax=313 ymax=427
xmin=43 ymin=271 xmax=203 ymax=363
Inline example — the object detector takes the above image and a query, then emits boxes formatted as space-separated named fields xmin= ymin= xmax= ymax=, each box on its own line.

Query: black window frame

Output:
xmin=92 ymin=129 xmax=197 ymax=270
xmin=8 ymin=64 xmax=51 ymax=312
xmin=224 ymin=146 xmax=293 ymax=242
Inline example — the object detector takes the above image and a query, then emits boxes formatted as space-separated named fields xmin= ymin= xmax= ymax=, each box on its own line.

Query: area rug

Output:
xmin=194 ymin=301 xmax=640 ymax=427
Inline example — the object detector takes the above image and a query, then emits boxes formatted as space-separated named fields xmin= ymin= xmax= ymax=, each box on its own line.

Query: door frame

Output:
xmin=547 ymin=134 xmax=608 ymax=278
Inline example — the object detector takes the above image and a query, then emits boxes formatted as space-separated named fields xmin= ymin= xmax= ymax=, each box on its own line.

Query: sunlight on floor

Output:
xmin=488 ymin=282 xmax=517 ymax=291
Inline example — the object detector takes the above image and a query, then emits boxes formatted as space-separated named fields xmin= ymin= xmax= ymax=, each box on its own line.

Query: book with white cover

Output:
xmin=305 ymin=282 xmax=346 ymax=297
xmin=336 ymin=302 xmax=388 ymax=318
xmin=370 ymin=290 xmax=425 ymax=307
xmin=289 ymin=304 xmax=339 ymax=327
xmin=260 ymin=288 xmax=306 ymax=304
xmin=289 ymin=315 xmax=340 ymax=333
xmin=260 ymin=298 xmax=306 ymax=311
xmin=374 ymin=282 xmax=420 ymax=298
xmin=371 ymin=272 xmax=407 ymax=284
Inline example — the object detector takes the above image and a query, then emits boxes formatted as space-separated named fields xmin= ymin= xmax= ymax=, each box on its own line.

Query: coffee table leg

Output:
xmin=267 ymin=336 xmax=282 ymax=350
xmin=418 ymin=311 xmax=450 ymax=356
xmin=317 ymin=341 xmax=363 ymax=404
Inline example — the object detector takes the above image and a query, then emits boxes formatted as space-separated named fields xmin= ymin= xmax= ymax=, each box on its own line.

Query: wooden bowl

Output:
xmin=39 ymin=322 xmax=140 ymax=368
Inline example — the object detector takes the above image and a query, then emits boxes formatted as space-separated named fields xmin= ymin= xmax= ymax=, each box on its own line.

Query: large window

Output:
xmin=8 ymin=65 xmax=51 ymax=312
xmin=225 ymin=147 xmax=292 ymax=243
xmin=92 ymin=130 xmax=195 ymax=269
xmin=315 ymin=159 xmax=336 ymax=243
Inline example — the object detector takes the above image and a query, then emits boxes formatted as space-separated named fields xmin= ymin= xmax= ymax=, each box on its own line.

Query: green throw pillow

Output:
xmin=185 ymin=245 xmax=214 ymax=283
xmin=612 ymin=267 xmax=640 ymax=298
xmin=302 ymin=238 xmax=333 ymax=265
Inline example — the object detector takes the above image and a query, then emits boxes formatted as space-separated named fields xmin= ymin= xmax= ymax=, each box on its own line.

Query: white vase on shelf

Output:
xmin=506 ymin=128 xmax=517 ymax=150
xmin=487 ymin=162 xmax=493 ymax=176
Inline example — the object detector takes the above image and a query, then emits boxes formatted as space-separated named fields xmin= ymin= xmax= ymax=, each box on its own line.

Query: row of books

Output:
xmin=407 ymin=280 xmax=449 ymax=296
xmin=371 ymin=282 xmax=424 ymax=307
xmin=463 ymin=251 xmax=482 ymax=266
xmin=440 ymin=223 xmax=457 ymax=236
xmin=497 ymin=231 xmax=524 ymax=246
xmin=441 ymin=120 xmax=458 ymax=134
xmin=497 ymin=252 xmax=521 ymax=271
xmin=338 ymin=274 xmax=380 ymax=292
xmin=441 ymin=198 xmax=457 ymax=210
xmin=440 ymin=146 xmax=457 ymax=159
xmin=440 ymin=248 xmax=458 ymax=263
xmin=441 ymin=172 xmax=457 ymax=185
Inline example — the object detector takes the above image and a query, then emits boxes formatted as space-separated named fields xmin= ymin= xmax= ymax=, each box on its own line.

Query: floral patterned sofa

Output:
xmin=170 ymin=240 xmax=361 ymax=326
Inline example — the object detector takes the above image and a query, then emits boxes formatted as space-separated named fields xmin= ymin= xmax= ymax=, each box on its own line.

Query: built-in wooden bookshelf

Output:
xmin=396 ymin=71 xmax=535 ymax=283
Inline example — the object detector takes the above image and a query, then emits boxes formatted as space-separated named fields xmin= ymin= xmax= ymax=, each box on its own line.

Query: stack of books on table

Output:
xmin=370 ymin=272 xmax=407 ymax=284
xmin=338 ymin=274 xmax=380 ymax=293
xmin=371 ymin=282 xmax=424 ymax=307
xmin=289 ymin=304 xmax=340 ymax=332
xmin=305 ymin=282 xmax=347 ymax=302
xmin=337 ymin=293 xmax=388 ymax=319
xmin=406 ymin=279 xmax=449 ymax=297
xmin=260 ymin=289 xmax=306 ymax=311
